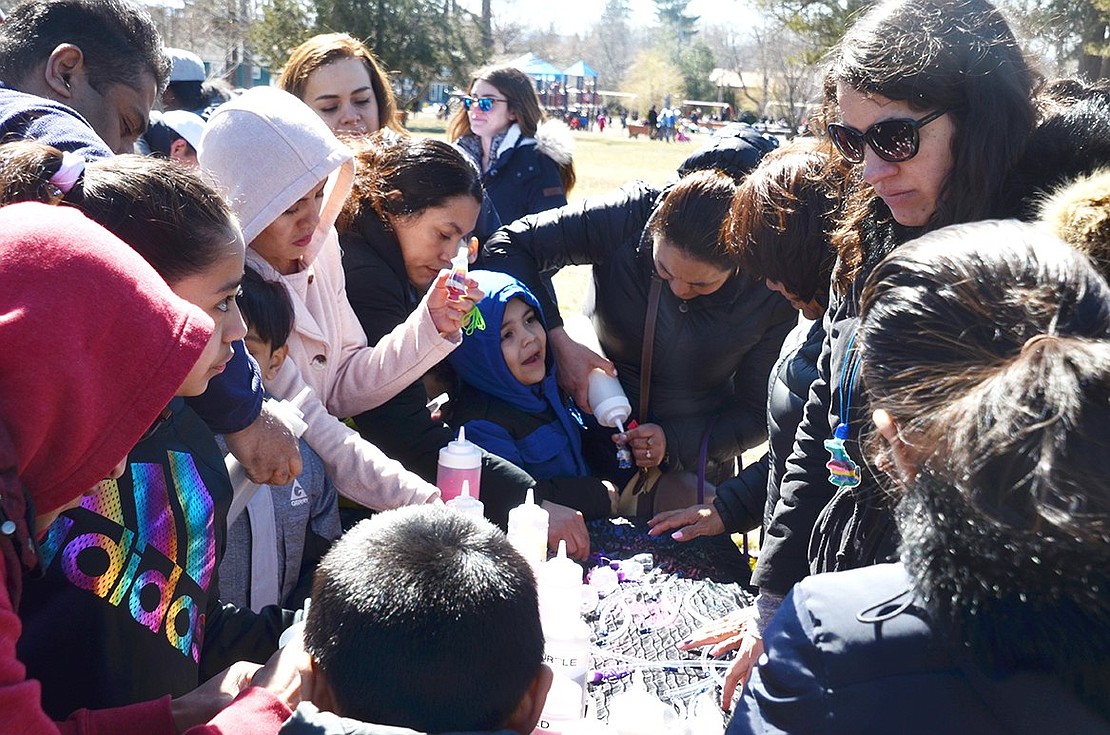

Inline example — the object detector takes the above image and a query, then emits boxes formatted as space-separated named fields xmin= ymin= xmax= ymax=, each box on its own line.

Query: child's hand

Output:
xmin=614 ymin=422 xmax=666 ymax=467
xmin=425 ymin=270 xmax=483 ymax=339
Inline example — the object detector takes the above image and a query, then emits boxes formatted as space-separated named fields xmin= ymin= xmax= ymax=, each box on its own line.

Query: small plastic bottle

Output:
xmin=225 ymin=386 xmax=312 ymax=526
xmin=436 ymin=426 xmax=482 ymax=503
xmin=445 ymin=239 xmax=470 ymax=300
xmin=506 ymin=488 xmax=548 ymax=569
xmin=445 ymin=479 xmax=484 ymax=520
xmin=586 ymin=369 xmax=633 ymax=470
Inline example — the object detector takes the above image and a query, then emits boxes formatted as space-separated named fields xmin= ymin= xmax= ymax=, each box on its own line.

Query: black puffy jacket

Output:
xmin=484 ymin=181 xmax=797 ymax=472
xmin=713 ymin=319 xmax=824 ymax=534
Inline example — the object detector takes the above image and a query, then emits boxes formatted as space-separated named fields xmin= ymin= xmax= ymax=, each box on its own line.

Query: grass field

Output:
xmin=408 ymin=111 xmax=699 ymax=316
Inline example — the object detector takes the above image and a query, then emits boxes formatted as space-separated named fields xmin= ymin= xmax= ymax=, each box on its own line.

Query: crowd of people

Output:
xmin=0 ymin=0 xmax=1108 ymax=733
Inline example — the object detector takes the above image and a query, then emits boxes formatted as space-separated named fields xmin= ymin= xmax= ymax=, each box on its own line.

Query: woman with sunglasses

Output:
xmin=754 ymin=0 xmax=1110 ymax=638
xmin=447 ymin=64 xmax=575 ymax=225
xmin=729 ymin=220 xmax=1110 ymax=734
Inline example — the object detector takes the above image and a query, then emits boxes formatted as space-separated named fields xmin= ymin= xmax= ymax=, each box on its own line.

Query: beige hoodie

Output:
xmin=202 ymin=86 xmax=447 ymax=508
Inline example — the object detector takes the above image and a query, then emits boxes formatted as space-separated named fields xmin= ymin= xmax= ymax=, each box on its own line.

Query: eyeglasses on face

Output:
xmin=462 ymin=96 xmax=507 ymax=112
xmin=827 ymin=109 xmax=947 ymax=164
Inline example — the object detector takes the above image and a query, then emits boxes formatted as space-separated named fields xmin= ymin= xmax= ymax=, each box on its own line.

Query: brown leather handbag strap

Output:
xmin=639 ymin=274 xmax=663 ymax=422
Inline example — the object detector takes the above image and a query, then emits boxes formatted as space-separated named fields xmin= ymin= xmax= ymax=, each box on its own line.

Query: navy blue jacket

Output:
xmin=458 ymin=124 xmax=567 ymax=225
xmin=727 ymin=563 xmax=1109 ymax=734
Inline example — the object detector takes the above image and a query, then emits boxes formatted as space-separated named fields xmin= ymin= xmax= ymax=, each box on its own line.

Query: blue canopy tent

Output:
xmin=508 ymin=52 xmax=566 ymax=109
xmin=563 ymin=60 xmax=600 ymax=124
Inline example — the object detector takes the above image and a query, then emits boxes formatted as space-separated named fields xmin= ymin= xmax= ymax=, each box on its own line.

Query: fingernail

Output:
xmin=672 ymin=531 xmax=683 ymax=541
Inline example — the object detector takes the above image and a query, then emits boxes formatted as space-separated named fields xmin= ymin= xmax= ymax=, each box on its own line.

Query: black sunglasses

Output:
xmin=461 ymin=96 xmax=507 ymax=113
xmin=827 ymin=109 xmax=947 ymax=164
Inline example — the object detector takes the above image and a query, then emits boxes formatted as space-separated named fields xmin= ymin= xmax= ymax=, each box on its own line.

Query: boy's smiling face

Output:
xmin=500 ymin=297 xmax=546 ymax=386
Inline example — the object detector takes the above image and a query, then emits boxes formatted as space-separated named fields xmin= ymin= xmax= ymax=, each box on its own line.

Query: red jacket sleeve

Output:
xmin=182 ymin=687 xmax=292 ymax=735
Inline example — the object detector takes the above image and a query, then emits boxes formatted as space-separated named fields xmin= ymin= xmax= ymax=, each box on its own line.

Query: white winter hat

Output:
xmin=167 ymin=48 xmax=206 ymax=83
xmin=162 ymin=110 xmax=206 ymax=152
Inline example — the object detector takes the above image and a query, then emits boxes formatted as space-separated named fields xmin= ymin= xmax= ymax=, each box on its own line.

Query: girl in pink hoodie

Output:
xmin=201 ymin=86 xmax=480 ymax=513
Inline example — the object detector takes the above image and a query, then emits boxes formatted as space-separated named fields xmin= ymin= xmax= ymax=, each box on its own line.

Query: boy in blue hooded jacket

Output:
xmin=446 ymin=270 xmax=616 ymax=520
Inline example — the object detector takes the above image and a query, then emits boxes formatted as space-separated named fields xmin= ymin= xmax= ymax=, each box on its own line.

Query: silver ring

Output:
xmin=646 ymin=450 xmax=652 ymax=460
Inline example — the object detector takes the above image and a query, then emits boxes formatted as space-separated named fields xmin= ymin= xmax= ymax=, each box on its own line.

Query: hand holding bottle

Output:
xmin=615 ymin=422 xmax=667 ymax=468
xmin=425 ymin=269 xmax=483 ymax=339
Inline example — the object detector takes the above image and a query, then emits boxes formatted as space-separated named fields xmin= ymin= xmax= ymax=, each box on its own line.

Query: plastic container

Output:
xmin=445 ymin=240 xmax=469 ymax=300
xmin=538 ymin=541 xmax=591 ymax=724
xmin=507 ymin=488 xmax=548 ymax=568
xmin=436 ymin=426 xmax=482 ymax=503
xmin=445 ymin=479 xmax=485 ymax=520
xmin=606 ymin=671 xmax=679 ymax=735
xmin=538 ymin=541 xmax=584 ymax=624
xmin=587 ymin=369 xmax=631 ymax=429
xmin=225 ymin=387 xmax=312 ymax=527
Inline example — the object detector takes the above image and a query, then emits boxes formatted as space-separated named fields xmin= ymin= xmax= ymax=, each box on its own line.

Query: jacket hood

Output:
xmin=1039 ymin=166 xmax=1110 ymax=276
xmin=534 ymin=119 xmax=573 ymax=166
xmin=448 ymin=270 xmax=550 ymax=411
xmin=200 ymin=86 xmax=354 ymax=266
xmin=0 ymin=202 xmax=213 ymax=518
xmin=677 ymin=122 xmax=778 ymax=181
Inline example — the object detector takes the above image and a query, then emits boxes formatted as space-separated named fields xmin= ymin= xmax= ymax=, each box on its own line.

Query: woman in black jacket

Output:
xmin=483 ymin=161 xmax=797 ymax=502
xmin=648 ymin=141 xmax=840 ymax=543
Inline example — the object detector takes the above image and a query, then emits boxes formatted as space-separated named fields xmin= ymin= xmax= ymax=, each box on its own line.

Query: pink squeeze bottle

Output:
xmin=436 ymin=426 xmax=482 ymax=502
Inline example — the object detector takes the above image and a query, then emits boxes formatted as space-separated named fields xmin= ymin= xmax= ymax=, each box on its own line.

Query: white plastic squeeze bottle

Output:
xmin=445 ymin=479 xmax=485 ymax=520
xmin=436 ymin=426 xmax=482 ymax=503
xmin=586 ymin=369 xmax=633 ymax=469
xmin=537 ymin=541 xmax=591 ymax=727
xmin=507 ymin=488 xmax=548 ymax=569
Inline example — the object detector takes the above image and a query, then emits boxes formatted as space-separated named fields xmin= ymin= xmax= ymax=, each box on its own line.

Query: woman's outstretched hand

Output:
xmin=678 ymin=606 xmax=764 ymax=710
xmin=647 ymin=503 xmax=724 ymax=541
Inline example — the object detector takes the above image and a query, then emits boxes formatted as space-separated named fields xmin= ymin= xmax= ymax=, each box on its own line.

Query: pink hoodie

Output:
xmin=201 ymin=87 xmax=449 ymax=509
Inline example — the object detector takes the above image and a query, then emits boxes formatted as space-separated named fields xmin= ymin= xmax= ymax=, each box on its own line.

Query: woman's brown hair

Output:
xmin=279 ymin=33 xmax=403 ymax=134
